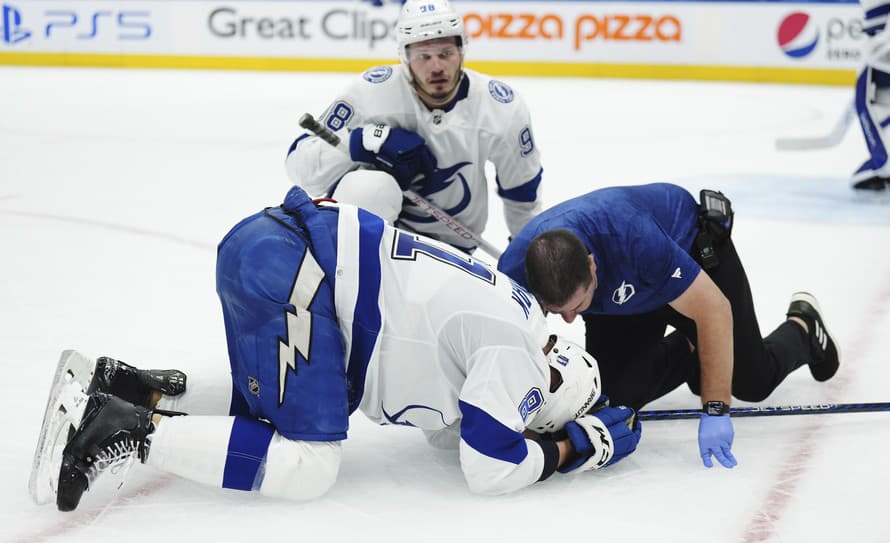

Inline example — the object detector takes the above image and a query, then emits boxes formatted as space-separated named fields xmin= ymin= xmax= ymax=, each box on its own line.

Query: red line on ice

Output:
xmin=740 ymin=282 xmax=890 ymax=543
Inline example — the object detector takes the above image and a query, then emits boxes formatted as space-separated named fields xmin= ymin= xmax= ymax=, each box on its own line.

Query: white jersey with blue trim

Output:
xmin=333 ymin=204 xmax=553 ymax=495
xmin=286 ymin=64 xmax=543 ymax=251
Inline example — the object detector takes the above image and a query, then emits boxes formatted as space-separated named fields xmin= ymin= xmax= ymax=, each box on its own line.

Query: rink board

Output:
xmin=0 ymin=0 xmax=861 ymax=84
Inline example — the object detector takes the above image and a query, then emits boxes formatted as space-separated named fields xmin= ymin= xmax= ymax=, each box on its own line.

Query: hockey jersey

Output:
xmin=327 ymin=202 xmax=553 ymax=495
xmin=286 ymin=64 xmax=543 ymax=251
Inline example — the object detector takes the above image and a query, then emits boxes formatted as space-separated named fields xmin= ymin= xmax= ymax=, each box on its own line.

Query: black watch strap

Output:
xmin=703 ymin=400 xmax=730 ymax=416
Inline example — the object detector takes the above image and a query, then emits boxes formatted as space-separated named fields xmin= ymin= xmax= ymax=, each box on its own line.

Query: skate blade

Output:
xmin=29 ymin=350 xmax=97 ymax=505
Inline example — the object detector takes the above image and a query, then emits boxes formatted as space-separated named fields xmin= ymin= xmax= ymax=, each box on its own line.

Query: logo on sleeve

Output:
xmin=362 ymin=66 xmax=393 ymax=83
xmin=672 ymin=267 xmax=682 ymax=279
xmin=519 ymin=388 xmax=544 ymax=423
xmin=611 ymin=281 xmax=636 ymax=305
xmin=488 ymin=80 xmax=514 ymax=103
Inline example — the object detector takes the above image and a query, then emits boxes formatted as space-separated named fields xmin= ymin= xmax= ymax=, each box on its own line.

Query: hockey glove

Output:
xmin=349 ymin=124 xmax=437 ymax=190
xmin=558 ymin=405 xmax=641 ymax=474
xmin=698 ymin=413 xmax=737 ymax=468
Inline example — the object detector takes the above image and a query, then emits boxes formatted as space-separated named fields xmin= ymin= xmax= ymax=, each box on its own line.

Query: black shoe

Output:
xmin=56 ymin=393 xmax=155 ymax=512
xmin=86 ymin=356 xmax=186 ymax=407
xmin=852 ymin=177 xmax=890 ymax=191
xmin=786 ymin=292 xmax=840 ymax=382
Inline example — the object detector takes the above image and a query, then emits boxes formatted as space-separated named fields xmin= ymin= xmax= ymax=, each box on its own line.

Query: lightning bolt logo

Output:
xmin=278 ymin=249 xmax=326 ymax=405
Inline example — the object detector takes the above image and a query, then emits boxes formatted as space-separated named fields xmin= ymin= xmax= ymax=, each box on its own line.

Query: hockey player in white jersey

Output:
xmin=32 ymin=185 xmax=640 ymax=511
xmin=852 ymin=0 xmax=890 ymax=190
xmin=285 ymin=0 xmax=544 ymax=251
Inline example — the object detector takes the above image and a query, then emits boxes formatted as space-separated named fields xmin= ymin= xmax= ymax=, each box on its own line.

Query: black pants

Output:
xmin=583 ymin=236 xmax=811 ymax=411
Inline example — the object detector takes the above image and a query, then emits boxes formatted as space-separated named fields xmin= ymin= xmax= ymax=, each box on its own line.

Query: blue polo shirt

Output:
xmin=497 ymin=183 xmax=701 ymax=316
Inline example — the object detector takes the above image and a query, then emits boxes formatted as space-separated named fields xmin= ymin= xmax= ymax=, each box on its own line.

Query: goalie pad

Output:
xmin=30 ymin=350 xmax=98 ymax=505
xmin=853 ymin=66 xmax=890 ymax=183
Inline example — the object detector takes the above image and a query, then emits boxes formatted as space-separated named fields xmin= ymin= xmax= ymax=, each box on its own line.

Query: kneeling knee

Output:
xmin=732 ymin=386 xmax=771 ymax=403
xmin=258 ymin=435 xmax=342 ymax=501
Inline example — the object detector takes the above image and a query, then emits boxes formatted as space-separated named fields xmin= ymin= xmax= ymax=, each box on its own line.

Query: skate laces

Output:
xmin=88 ymin=437 xmax=141 ymax=482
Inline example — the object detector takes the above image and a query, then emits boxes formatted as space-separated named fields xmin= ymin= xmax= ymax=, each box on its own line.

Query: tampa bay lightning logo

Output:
xmin=362 ymin=66 xmax=393 ymax=83
xmin=400 ymin=161 xmax=473 ymax=223
xmin=489 ymin=80 xmax=514 ymax=104
xmin=382 ymin=404 xmax=447 ymax=427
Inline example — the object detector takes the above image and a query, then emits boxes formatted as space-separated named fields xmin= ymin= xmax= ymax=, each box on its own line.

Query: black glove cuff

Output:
xmin=537 ymin=439 xmax=560 ymax=482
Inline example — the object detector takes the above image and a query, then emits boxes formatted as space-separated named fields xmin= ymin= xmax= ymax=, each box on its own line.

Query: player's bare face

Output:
xmin=407 ymin=38 xmax=464 ymax=107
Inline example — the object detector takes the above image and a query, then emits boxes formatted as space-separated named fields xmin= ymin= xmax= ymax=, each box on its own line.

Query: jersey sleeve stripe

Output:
xmin=286 ymin=133 xmax=311 ymax=159
xmin=458 ymin=399 xmax=528 ymax=465
xmin=496 ymin=168 xmax=542 ymax=203
xmin=343 ymin=208 xmax=385 ymax=413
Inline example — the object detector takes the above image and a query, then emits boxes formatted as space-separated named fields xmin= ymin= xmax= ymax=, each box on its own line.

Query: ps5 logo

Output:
xmin=1 ymin=4 xmax=31 ymax=45
xmin=44 ymin=10 xmax=151 ymax=40
xmin=1 ymin=6 xmax=151 ymax=43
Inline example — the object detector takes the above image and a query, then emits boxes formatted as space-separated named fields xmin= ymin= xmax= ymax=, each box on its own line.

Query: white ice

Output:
xmin=1 ymin=66 xmax=888 ymax=543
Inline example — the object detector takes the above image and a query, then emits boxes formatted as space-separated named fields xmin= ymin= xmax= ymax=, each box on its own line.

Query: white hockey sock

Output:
xmin=146 ymin=416 xmax=237 ymax=488
xmin=155 ymin=363 xmax=233 ymax=415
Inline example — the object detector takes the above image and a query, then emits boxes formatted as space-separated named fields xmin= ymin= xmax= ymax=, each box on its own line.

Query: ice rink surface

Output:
xmin=1 ymin=66 xmax=888 ymax=543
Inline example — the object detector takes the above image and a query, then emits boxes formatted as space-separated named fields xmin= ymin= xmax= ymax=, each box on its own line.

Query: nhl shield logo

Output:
xmin=611 ymin=281 xmax=636 ymax=305
xmin=248 ymin=376 xmax=260 ymax=396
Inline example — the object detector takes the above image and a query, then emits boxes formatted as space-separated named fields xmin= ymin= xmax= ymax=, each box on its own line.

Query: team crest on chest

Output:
xmin=363 ymin=66 xmax=393 ymax=84
xmin=612 ymin=281 xmax=636 ymax=305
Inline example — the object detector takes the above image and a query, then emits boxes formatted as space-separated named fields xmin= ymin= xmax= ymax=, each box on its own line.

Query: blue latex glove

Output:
xmin=698 ymin=414 xmax=737 ymax=468
xmin=349 ymin=124 xmax=437 ymax=190
xmin=559 ymin=405 xmax=642 ymax=473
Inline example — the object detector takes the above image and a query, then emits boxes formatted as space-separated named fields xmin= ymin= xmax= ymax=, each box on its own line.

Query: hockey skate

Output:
xmin=30 ymin=350 xmax=186 ymax=506
xmin=57 ymin=392 xmax=155 ymax=512
xmin=787 ymin=292 xmax=840 ymax=382
xmin=852 ymin=176 xmax=889 ymax=191
xmin=86 ymin=355 xmax=186 ymax=407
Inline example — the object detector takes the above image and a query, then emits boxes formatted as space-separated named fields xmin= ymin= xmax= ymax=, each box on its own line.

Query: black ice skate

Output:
xmin=852 ymin=176 xmax=889 ymax=191
xmin=56 ymin=392 xmax=155 ymax=512
xmin=853 ymin=177 xmax=890 ymax=193
xmin=30 ymin=351 xmax=187 ymax=507
xmin=87 ymin=356 xmax=187 ymax=408
xmin=787 ymin=292 xmax=840 ymax=382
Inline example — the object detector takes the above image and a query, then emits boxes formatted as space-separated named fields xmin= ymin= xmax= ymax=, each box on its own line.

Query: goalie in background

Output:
xmin=285 ymin=0 xmax=543 ymax=251
xmin=31 ymin=185 xmax=641 ymax=512
xmin=853 ymin=0 xmax=890 ymax=191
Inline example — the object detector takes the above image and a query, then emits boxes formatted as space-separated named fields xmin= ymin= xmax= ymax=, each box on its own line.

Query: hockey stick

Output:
xmin=638 ymin=401 xmax=890 ymax=421
xmin=775 ymin=101 xmax=855 ymax=151
xmin=298 ymin=113 xmax=503 ymax=257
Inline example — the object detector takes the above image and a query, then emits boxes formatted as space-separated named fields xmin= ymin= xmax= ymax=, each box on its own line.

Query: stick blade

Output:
xmin=775 ymin=135 xmax=841 ymax=151
xmin=775 ymin=102 xmax=854 ymax=151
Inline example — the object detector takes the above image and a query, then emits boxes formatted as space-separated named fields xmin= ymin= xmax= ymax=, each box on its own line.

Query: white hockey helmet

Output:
xmin=395 ymin=0 xmax=468 ymax=65
xmin=527 ymin=335 xmax=602 ymax=434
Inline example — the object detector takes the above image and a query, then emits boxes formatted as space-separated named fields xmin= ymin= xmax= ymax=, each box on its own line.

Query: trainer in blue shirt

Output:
xmin=498 ymin=183 xmax=840 ymax=469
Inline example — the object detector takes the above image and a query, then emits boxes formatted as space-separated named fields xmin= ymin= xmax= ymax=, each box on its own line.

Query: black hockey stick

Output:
xmin=298 ymin=113 xmax=503 ymax=258
xmin=638 ymin=401 xmax=890 ymax=421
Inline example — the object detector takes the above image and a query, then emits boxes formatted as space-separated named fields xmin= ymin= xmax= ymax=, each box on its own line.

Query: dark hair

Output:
xmin=525 ymin=229 xmax=592 ymax=306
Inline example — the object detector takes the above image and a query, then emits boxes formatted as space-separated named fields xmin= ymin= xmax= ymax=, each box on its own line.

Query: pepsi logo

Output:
xmin=777 ymin=12 xmax=820 ymax=59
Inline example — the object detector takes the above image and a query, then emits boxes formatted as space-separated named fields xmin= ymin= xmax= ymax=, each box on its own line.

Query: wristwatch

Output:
xmin=703 ymin=401 xmax=730 ymax=416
